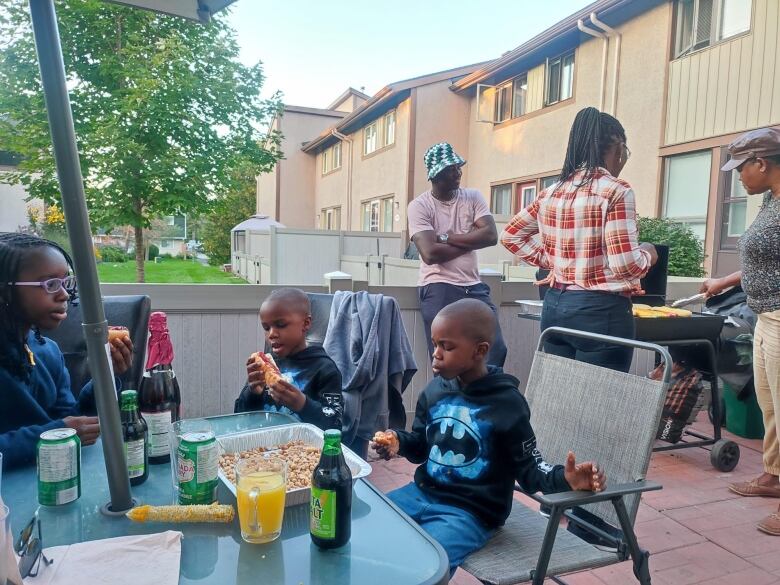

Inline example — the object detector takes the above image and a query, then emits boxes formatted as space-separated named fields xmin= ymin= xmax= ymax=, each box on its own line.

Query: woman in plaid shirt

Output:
xmin=501 ymin=107 xmax=658 ymax=373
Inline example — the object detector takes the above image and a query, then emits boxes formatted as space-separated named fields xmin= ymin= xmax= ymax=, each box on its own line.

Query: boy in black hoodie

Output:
xmin=372 ymin=299 xmax=605 ymax=574
xmin=235 ymin=288 xmax=342 ymax=430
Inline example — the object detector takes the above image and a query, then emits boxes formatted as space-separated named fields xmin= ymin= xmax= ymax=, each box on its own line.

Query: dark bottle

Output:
xmin=120 ymin=390 xmax=149 ymax=486
xmin=310 ymin=429 xmax=352 ymax=549
xmin=139 ymin=311 xmax=181 ymax=464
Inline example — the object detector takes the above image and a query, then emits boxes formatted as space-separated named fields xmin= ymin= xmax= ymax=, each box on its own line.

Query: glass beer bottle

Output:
xmin=139 ymin=311 xmax=181 ymax=464
xmin=310 ymin=429 xmax=352 ymax=549
xmin=120 ymin=390 xmax=148 ymax=486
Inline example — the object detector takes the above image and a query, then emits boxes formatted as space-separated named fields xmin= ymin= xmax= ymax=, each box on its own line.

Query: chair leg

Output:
xmin=612 ymin=497 xmax=651 ymax=585
xmin=531 ymin=505 xmax=563 ymax=585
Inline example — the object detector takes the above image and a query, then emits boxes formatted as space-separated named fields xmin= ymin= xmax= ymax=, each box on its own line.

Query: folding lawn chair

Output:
xmin=462 ymin=327 xmax=671 ymax=585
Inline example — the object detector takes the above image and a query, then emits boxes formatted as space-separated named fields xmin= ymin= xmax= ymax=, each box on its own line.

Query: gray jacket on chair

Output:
xmin=324 ymin=291 xmax=417 ymax=442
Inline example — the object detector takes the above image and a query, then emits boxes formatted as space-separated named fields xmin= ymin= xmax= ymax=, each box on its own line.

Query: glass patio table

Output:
xmin=2 ymin=412 xmax=448 ymax=585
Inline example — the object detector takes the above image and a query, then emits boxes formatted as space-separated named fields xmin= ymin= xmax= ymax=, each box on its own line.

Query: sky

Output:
xmin=226 ymin=1 xmax=595 ymax=109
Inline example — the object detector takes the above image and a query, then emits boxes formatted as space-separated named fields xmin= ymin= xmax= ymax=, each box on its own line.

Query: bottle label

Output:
xmin=124 ymin=439 xmax=145 ymax=478
xmin=310 ymin=487 xmax=337 ymax=539
xmin=141 ymin=411 xmax=171 ymax=457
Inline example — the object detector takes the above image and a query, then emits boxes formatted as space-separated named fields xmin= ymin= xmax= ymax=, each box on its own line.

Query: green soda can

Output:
xmin=37 ymin=428 xmax=81 ymax=506
xmin=177 ymin=431 xmax=218 ymax=505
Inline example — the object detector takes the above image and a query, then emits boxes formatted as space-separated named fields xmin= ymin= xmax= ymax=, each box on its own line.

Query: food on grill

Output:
xmin=252 ymin=352 xmax=283 ymax=386
xmin=632 ymin=304 xmax=693 ymax=318
xmin=219 ymin=440 xmax=321 ymax=490
xmin=126 ymin=503 xmax=235 ymax=523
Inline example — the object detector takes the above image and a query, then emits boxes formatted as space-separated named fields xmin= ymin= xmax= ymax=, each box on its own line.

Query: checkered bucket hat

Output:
xmin=424 ymin=142 xmax=466 ymax=180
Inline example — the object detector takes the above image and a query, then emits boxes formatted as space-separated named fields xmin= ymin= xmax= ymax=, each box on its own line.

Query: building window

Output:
xmin=363 ymin=109 xmax=397 ymax=155
xmin=361 ymin=197 xmax=394 ymax=232
xmin=320 ymin=206 xmax=342 ymax=230
xmin=382 ymin=111 xmax=396 ymax=147
xmin=512 ymin=75 xmax=528 ymax=118
xmin=322 ymin=142 xmax=342 ymax=174
xmin=490 ymin=184 xmax=512 ymax=215
xmin=674 ymin=0 xmax=752 ymax=58
xmin=364 ymin=122 xmax=378 ymax=155
xmin=546 ymin=52 xmax=575 ymax=105
xmin=540 ymin=175 xmax=560 ymax=190
xmin=494 ymin=82 xmax=512 ymax=123
xmin=719 ymin=166 xmax=749 ymax=248
xmin=517 ymin=183 xmax=537 ymax=210
xmin=663 ymin=151 xmax=712 ymax=240
xmin=233 ymin=232 xmax=246 ymax=253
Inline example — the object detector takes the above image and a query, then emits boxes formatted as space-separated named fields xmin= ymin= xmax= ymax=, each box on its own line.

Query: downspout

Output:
xmin=332 ymin=130 xmax=353 ymax=229
xmin=590 ymin=12 xmax=622 ymax=115
xmin=577 ymin=19 xmax=608 ymax=111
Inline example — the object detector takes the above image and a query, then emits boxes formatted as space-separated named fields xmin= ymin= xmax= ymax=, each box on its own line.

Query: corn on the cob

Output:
xmin=632 ymin=305 xmax=692 ymax=318
xmin=126 ymin=504 xmax=235 ymax=524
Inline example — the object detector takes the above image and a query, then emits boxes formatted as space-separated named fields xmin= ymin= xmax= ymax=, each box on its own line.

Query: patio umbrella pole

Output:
xmin=28 ymin=0 xmax=133 ymax=513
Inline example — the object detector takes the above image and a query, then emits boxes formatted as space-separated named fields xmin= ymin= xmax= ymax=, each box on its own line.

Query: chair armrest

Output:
xmin=530 ymin=480 xmax=662 ymax=508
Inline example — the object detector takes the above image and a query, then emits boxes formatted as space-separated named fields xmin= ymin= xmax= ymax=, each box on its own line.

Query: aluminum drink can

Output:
xmin=177 ymin=431 xmax=218 ymax=505
xmin=37 ymin=428 xmax=81 ymax=506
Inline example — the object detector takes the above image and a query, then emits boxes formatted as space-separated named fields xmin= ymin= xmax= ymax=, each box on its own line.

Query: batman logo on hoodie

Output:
xmin=425 ymin=397 xmax=491 ymax=482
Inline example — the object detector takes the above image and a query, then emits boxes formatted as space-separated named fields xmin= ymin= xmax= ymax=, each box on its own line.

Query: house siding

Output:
xmin=665 ymin=0 xmax=780 ymax=145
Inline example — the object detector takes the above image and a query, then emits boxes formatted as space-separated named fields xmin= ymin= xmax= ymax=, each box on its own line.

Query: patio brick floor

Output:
xmin=367 ymin=415 xmax=780 ymax=584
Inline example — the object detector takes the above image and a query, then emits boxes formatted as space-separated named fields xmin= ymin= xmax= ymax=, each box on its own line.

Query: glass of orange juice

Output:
xmin=236 ymin=457 xmax=287 ymax=544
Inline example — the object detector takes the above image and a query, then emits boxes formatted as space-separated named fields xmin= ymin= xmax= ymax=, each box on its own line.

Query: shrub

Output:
xmin=148 ymin=244 xmax=159 ymax=260
xmin=637 ymin=217 xmax=706 ymax=277
xmin=100 ymin=245 xmax=128 ymax=263
xmin=160 ymin=253 xmax=174 ymax=260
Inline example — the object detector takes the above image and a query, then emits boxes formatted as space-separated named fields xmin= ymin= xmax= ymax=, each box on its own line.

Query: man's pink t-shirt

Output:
xmin=407 ymin=188 xmax=492 ymax=287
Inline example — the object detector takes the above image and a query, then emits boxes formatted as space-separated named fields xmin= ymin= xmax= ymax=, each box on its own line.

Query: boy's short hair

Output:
xmin=436 ymin=299 xmax=496 ymax=344
xmin=262 ymin=287 xmax=311 ymax=316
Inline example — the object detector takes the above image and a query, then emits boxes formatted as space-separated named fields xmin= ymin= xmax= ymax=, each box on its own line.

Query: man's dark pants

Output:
xmin=419 ymin=282 xmax=507 ymax=367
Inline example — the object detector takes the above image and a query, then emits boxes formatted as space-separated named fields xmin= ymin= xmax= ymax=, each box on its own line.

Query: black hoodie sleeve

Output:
xmin=510 ymin=398 xmax=570 ymax=495
xmin=297 ymin=360 xmax=343 ymax=430
xmin=234 ymin=382 xmax=268 ymax=413
xmin=394 ymin=391 xmax=429 ymax=464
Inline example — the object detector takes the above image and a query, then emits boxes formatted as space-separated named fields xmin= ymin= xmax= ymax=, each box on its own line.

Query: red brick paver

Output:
xmin=368 ymin=415 xmax=780 ymax=584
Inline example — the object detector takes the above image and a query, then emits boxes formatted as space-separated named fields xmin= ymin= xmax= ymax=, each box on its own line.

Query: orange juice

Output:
xmin=237 ymin=470 xmax=286 ymax=543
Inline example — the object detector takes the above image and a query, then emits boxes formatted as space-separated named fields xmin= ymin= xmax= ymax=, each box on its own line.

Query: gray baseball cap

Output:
xmin=721 ymin=127 xmax=780 ymax=172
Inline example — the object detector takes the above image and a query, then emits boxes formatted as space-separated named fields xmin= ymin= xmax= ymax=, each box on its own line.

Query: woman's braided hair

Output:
xmin=559 ymin=107 xmax=627 ymax=187
xmin=0 ymin=232 xmax=76 ymax=381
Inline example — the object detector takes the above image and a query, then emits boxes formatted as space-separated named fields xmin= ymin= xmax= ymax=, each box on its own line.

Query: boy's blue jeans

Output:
xmin=388 ymin=482 xmax=496 ymax=575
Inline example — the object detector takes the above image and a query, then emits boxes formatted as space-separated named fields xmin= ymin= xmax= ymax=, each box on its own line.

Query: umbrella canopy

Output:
xmin=106 ymin=0 xmax=237 ymax=23
xmin=27 ymin=0 xmax=239 ymax=514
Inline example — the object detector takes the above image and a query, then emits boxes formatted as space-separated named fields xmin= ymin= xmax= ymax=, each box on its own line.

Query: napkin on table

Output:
xmin=21 ymin=531 xmax=182 ymax=585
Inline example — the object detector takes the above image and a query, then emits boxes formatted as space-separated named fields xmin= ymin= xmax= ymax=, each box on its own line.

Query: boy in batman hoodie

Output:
xmin=235 ymin=288 xmax=342 ymax=430
xmin=372 ymin=299 xmax=606 ymax=574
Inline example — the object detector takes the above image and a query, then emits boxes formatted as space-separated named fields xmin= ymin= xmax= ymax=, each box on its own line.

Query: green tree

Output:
xmin=200 ymin=166 xmax=256 ymax=266
xmin=637 ymin=217 xmax=706 ymax=277
xmin=0 ymin=0 xmax=281 ymax=281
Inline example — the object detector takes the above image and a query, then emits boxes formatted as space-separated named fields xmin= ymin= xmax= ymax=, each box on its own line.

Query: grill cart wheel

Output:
xmin=711 ymin=439 xmax=740 ymax=472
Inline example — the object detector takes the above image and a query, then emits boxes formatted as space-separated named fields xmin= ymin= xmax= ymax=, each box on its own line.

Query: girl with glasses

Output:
xmin=0 ymin=233 xmax=133 ymax=468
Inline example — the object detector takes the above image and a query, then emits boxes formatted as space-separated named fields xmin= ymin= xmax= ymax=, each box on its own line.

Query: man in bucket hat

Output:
xmin=407 ymin=142 xmax=507 ymax=367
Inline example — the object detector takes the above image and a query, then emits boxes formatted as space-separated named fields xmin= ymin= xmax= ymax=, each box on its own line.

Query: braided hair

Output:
xmin=0 ymin=232 xmax=76 ymax=381
xmin=559 ymin=107 xmax=627 ymax=186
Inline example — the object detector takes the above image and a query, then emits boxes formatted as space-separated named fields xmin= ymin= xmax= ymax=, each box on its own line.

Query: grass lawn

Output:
xmin=97 ymin=258 xmax=246 ymax=284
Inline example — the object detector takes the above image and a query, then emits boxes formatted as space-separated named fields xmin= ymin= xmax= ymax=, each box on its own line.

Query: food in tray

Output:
xmin=126 ymin=503 xmax=235 ymax=523
xmin=219 ymin=440 xmax=321 ymax=490
xmin=632 ymin=304 xmax=693 ymax=318
xmin=251 ymin=352 xmax=284 ymax=386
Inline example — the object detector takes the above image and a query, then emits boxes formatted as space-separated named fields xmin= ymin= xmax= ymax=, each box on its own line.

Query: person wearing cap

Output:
xmin=700 ymin=127 xmax=780 ymax=535
xmin=407 ymin=142 xmax=507 ymax=367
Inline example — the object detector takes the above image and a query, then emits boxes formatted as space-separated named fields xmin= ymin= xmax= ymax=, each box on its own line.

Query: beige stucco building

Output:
xmin=256 ymin=88 xmax=369 ymax=229
xmin=257 ymin=0 xmax=780 ymax=277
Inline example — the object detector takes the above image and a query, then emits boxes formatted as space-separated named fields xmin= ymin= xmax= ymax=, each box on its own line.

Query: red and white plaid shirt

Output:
xmin=501 ymin=167 xmax=652 ymax=294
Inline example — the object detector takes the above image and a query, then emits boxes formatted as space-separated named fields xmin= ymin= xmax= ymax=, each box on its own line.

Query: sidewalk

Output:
xmin=369 ymin=416 xmax=780 ymax=584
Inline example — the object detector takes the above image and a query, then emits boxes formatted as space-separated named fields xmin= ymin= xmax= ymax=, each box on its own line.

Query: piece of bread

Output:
xmin=108 ymin=326 xmax=130 ymax=342
xmin=252 ymin=352 xmax=283 ymax=386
